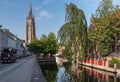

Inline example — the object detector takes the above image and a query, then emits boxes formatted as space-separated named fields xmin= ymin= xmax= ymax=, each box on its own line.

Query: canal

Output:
xmin=39 ymin=62 xmax=120 ymax=82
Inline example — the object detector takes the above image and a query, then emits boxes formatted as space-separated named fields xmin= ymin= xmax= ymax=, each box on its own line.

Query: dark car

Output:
xmin=1 ymin=48 xmax=17 ymax=63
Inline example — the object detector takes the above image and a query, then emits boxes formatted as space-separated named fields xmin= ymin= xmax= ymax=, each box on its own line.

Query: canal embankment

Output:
xmin=78 ymin=56 xmax=120 ymax=74
xmin=31 ymin=59 xmax=46 ymax=82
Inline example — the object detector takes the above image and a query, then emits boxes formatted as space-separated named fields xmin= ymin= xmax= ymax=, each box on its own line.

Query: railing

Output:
xmin=38 ymin=58 xmax=56 ymax=64
xmin=79 ymin=58 xmax=120 ymax=73
xmin=83 ymin=59 xmax=106 ymax=66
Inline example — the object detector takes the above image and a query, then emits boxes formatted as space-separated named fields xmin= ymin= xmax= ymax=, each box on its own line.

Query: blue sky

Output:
xmin=0 ymin=0 xmax=120 ymax=40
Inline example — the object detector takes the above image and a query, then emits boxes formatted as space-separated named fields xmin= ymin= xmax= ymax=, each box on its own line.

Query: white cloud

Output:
xmin=36 ymin=10 xmax=53 ymax=20
xmin=34 ymin=6 xmax=41 ymax=10
xmin=43 ymin=0 xmax=54 ymax=5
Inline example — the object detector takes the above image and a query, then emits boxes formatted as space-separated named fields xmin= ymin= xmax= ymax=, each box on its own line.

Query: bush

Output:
xmin=109 ymin=58 xmax=120 ymax=69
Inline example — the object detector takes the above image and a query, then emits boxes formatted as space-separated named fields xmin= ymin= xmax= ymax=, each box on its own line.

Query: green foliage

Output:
xmin=58 ymin=3 xmax=88 ymax=60
xmin=109 ymin=58 xmax=120 ymax=69
xmin=47 ymin=32 xmax=58 ymax=54
xmin=39 ymin=63 xmax=58 ymax=82
xmin=62 ymin=42 xmax=72 ymax=60
xmin=88 ymin=0 xmax=120 ymax=57
xmin=57 ymin=23 xmax=71 ymax=45
xmin=95 ymin=0 xmax=114 ymax=18
xmin=98 ymin=42 xmax=109 ymax=56
xmin=27 ymin=32 xmax=58 ymax=56
xmin=27 ymin=38 xmax=40 ymax=54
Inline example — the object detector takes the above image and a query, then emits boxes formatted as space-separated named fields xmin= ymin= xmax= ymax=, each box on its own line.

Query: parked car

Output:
xmin=1 ymin=48 xmax=17 ymax=63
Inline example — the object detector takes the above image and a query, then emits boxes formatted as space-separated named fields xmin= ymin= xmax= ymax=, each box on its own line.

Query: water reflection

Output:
xmin=56 ymin=63 xmax=120 ymax=82
xmin=56 ymin=66 xmax=70 ymax=82
xmin=71 ymin=64 xmax=120 ymax=82
xmin=40 ymin=62 xmax=120 ymax=82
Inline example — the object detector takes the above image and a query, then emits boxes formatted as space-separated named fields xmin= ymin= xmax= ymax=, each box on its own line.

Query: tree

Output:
xmin=95 ymin=0 xmax=114 ymax=18
xmin=57 ymin=22 xmax=71 ymax=45
xmin=88 ymin=0 xmax=120 ymax=57
xmin=47 ymin=32 xmax=58 ymax=55
xmin=27 ymin=32 xmax=58 ymax=58
xmin=27 ymin=38 xmax=40 ymax=54
xmin=58 ymin=3 xmax=88 ymax=60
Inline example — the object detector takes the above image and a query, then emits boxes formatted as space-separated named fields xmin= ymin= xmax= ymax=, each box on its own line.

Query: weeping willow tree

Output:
xmin=58 ymin=3 xmax=88 ymax=61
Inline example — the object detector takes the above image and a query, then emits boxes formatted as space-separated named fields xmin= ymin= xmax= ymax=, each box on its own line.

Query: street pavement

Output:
xmin=31 ymin=58 xmax=46 ymax=82
xmin=0 ymin=55 xmax=46 ymax=82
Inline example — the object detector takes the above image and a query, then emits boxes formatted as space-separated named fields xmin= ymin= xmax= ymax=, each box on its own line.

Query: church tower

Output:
xmin=26 ymin=4 xmax=36 ymax=44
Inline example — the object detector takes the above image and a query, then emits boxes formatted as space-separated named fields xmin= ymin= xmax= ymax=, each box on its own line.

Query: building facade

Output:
xmin=16 ymin=38 xmax=25 ymax=57
xmin=26 ymin=4 xmax=36 ymax=44
xmin=0 ymin=27 xmax=2 ymax=54
xmin=7 ymin=30 xmax=17 ymax=49
xmin=1 ymin=29 xmax=8 ymax=49
xmin=0 ymin=26 xmax=25 ymax=57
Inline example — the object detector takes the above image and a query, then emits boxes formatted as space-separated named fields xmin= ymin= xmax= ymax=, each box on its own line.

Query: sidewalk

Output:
xmin=31 ymin=60 xmax=46 ymax=82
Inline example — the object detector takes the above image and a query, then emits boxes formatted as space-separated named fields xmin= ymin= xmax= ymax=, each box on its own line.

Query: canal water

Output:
xmin=39 ymin=62 xmax=120 ymax=82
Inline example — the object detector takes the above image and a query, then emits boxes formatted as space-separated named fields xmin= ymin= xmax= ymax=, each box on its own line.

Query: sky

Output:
xmin=0 ymin=0 xmax=120 ymax=40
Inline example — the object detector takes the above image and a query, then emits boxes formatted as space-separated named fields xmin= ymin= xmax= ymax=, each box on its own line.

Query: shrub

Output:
xmin=109 ymin=58 xmax=120 ymax=69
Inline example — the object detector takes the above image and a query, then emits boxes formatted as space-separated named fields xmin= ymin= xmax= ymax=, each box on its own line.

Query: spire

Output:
xmin=26 ymin=3 xmax=36 ymax=44
xmin=27 ymin=3 xmax=33 ymax=20
xmin=29 ymin=3 xmax=32 ymax=16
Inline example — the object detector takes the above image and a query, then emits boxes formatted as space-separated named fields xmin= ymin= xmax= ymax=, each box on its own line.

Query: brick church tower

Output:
xmin=26 ymin=4 xmax=36 ymax=44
